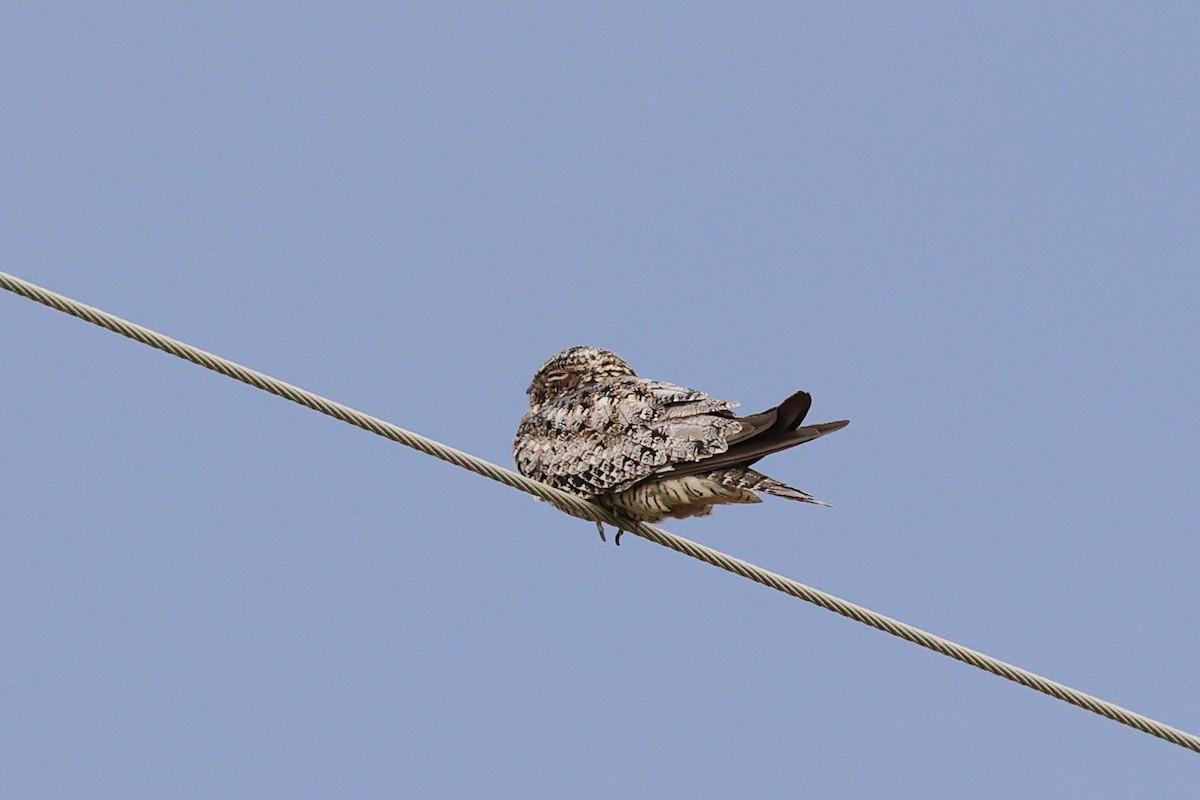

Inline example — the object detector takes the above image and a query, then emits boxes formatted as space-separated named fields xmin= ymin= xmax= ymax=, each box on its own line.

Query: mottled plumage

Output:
xmin=513 ymin=346 xmax=848 ymax=532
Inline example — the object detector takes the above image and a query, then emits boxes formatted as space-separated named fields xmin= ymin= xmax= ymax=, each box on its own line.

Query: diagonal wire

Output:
xmin=3 ymin=269 xmax=1198 ymax=755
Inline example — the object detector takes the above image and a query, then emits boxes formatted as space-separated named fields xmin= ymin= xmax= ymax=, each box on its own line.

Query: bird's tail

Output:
xmin=709 ymin=468 xmax=832 ymax=507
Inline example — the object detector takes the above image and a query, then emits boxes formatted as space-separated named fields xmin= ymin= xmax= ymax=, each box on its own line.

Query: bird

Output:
xmin=513 ymin=346 xmax=848 ymax=541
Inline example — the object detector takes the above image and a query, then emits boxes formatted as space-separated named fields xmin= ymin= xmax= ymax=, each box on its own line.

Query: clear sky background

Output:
xmin=3 ymin=4 xmax=1198 ymax=797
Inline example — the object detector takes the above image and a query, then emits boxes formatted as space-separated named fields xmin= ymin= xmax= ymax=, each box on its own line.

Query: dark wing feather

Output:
xmin=642 ymin=389 xmax=847 ymax=482
xmin=726 ymin=390 xmax=813 ymax=445
xmin=656 ymin=419 xmax=849 ymax=479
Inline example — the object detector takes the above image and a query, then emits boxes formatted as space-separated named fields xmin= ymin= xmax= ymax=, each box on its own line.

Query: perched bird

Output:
xmin=514 ymin=346 xmax=848 ymax=539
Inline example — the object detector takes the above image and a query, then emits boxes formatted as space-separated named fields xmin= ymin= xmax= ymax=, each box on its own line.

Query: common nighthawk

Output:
xmin=514 ymin=346 xmax=848 ymax=541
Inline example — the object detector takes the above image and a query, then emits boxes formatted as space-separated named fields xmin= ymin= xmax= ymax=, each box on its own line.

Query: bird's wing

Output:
xmin=725 ymin=390 xmax=813 ymax=445
xmin=513 ymin=377 xmax=742 ymax=496
xmin=652 ymin=418 xmax=849 ymax=480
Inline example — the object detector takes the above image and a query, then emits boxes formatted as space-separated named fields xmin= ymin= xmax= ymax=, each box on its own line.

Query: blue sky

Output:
xmin=3 ymin=3 xmax=1198 ymax=796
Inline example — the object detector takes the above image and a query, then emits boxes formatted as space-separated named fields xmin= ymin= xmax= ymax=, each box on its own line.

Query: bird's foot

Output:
xmin=595 ymin=521 xmax=625 ymax=545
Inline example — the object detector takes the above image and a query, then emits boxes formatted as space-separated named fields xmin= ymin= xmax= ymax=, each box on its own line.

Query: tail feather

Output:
xmin=708 ymin=468 xmax=832 ymax=507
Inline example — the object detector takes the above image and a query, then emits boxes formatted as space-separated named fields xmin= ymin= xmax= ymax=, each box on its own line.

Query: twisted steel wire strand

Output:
xmin=3 ymin=271 xmax=1197 ymax=754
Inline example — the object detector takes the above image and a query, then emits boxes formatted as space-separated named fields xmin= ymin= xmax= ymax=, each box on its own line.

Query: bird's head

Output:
xmin=526 ymin=346 xmax=636 ymax=407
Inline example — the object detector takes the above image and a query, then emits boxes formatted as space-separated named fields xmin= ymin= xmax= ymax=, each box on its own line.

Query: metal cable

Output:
xmin=3 ymin=270 xmax=1197 ymax=754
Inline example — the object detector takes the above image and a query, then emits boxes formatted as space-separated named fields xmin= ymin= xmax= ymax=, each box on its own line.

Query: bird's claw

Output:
xmin=595 ymin=521 xmax=625 ymax=546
